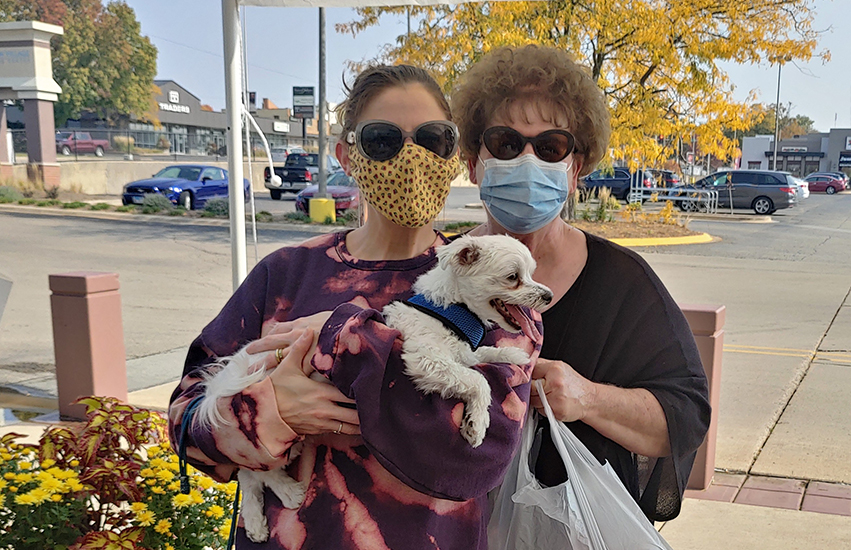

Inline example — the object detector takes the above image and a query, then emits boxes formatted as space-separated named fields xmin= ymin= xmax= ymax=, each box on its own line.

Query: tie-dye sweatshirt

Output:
xmin=168 ymin=230 xmax=543 ymax=550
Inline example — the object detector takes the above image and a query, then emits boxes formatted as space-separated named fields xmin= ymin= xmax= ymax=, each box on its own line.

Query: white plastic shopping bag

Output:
xmin=488 ymin=380 xmax=673 ymax=550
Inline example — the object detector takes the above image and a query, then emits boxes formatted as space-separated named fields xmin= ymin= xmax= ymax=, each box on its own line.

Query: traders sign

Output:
xmin=839 ymin=152 xmax=851 ymax=168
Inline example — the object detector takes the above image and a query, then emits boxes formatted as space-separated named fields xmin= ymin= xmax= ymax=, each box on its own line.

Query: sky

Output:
xmin=124 ymin=0 xmax=851 ymax=132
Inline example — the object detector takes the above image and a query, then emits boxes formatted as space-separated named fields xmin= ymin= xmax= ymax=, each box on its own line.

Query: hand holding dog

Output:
xmin=247 ymin=310 xmax=333 ymax=373
xmin=267 ymin=329 xmax=360 ymax=436
xmin=531 ymin=358 xmax=597 ymax=423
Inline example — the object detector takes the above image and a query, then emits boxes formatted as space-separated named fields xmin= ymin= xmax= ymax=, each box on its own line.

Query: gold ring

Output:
xmin=334 ymin=422 xmax=343 ymax=435
xmin=274 ymin=348 xmax=285 ymax=363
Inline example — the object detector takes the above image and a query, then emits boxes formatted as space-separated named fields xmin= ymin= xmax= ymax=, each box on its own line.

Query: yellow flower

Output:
xmin=0 ymin=479 xmax=6 ymax=490
xmin=70 ymin=460 xmax=80 ymax=467
xmin=154 ymin=519 xmax=172 ymax=534
xmin=219 ymin=522 xmax=231 ymax=540
xmin=189 ymin=489 xmax=204 ymax=505
xmin=66 ymin=479 xmax=84 ymax=492
xmin=172 ymin=493 xmax=193 ymax=508
xmin=151 ymin=486 xmax=165 ymax=494
xmin=3 ymin=472 xmax=15 ymax=480
xmin=167 ymin=481 xmax=180 ymax=491
xmin=0 ymin=493 xmax=5 ymax=507
xmin=40 ymin=476 xmax=64 ymax=494
xmin=28 ymin=487 xmax=51 ymax=504
xmin=14 ymin=493 xmax=36 ymax=505
xmin=1 ymin=452 xmax=13 ymax=460
xmin=165 ymin=545 xmax=175 ymax=550
xmin=140 ymin=468 xmax=155 ymax=478
xmin=168 ymin=454 xmax=179 ymax=463
xmin=208 ymin=505 xmax=225 ymax=519
xmin=18 ymin=461 xmax=32 ymax=470
xmin=136 ymin=510 xmax=156 ymax=526
xmin=9 ymin=486 xmax=18 ymax=493
xmin=130 ymin=502 xmax=148 ymax=512
xmin=15 ymin=473 xmax=34 ymax=483
xmin=196 ymin=476 xmax=214 ymax=490
xmin=147 ymin=445 xmax=162 ymax=458
xmin=50 ymin=494 xmax=62 ymax=502
xmin=40 ymin=459 xmax=56 ymax=469
xmin=155 ymin=469 xmax=175 ymax=482
xmin=149 ymin=458 xmax=168 ymax=470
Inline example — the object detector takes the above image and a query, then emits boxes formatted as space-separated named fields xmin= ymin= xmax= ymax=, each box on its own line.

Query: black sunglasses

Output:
xmin=347 ymin=120 xmax=459 ymax=162
xmin=482 ymin=126 xmax=575 ymax=163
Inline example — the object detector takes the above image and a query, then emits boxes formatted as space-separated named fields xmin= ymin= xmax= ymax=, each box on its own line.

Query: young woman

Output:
xmin=452 ymin=45 xmax=711 ymax=522
xmin=168 ymin=65 xmax=543 ymax=550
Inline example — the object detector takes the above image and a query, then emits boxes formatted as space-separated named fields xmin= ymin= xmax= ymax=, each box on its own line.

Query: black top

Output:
xmin=534 ymin=231 xmax=711 ymax=522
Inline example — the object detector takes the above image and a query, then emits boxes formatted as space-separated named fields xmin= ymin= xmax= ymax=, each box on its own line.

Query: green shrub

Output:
xmin=36 ymin=199 xmax=62 ymax=207
xmin=203 ymin=198 xmax=229 ymax=217
xmin=115 ymin=205 xmax=137 ymax=213
xmin=0 ymin=186 xmax=23 ymax=203
xmin=283 ymin=211 xmax=311 ymax=223
xmin=62 ymin=201 xmax=87 ymax=209
xmin=89 ymin=202 xmax=111 ymax=210
xmin=44 ymin=186 xmax=60 ymax=200
xmin=255 ymin=210 xmax=273 ymax=222
xmin=167 ymin=206 xmax=187 ymax=216
xmin=18 ymin=198 xmax=36 ymax=205
xmin=141 ymin=193 xmax=173 ymax=214
xmin=444 ymin=221 xmax=478 ymax=232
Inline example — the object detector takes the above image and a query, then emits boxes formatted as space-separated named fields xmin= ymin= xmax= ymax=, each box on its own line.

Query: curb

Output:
xmin=611 ymin=232 xmax=715 ymax=247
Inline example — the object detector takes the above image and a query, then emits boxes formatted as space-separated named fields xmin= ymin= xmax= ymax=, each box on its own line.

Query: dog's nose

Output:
xmin=541 ymin=289 xmax=553 ymax=305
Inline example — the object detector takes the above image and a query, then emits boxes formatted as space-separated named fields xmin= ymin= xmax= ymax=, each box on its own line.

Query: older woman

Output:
xmin=452 ymin=45 xmax=710 ymax=522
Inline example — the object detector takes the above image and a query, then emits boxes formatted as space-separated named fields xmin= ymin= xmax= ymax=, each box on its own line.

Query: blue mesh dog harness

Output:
xmin=404 ymin=294 xmax=486 ymax=350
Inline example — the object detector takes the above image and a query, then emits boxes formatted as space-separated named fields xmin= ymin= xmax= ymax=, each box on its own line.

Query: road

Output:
xmin=1 ymin=191 xmax=850 ymax=483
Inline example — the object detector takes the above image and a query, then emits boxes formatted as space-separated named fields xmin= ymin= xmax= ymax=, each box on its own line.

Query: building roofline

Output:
xmin=153 ymin=80 xmax=201 ymax=103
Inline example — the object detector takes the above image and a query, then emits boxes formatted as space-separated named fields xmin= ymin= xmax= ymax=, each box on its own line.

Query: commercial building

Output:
xmin=741 ymin=129 xmax=851 ymax=176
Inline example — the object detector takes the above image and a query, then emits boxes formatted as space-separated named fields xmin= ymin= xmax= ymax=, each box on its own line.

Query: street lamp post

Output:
xmin=772 ymin=62 xmax=782 ymax=171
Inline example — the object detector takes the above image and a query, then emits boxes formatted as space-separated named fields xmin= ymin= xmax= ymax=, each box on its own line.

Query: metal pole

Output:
xmin=772 ymin=63 xmax=782 ymax=171
xmin=222 ymin=0 xmax=247 ymax=290
xmin=317 ymin=7 xmax=328 ymax=198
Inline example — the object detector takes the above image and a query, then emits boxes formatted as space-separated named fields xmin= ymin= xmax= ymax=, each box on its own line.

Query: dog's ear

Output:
xmin=457 ymin=244 xmax=481 ymax=266
xmin=439 ymin=238 xmax=482 ymax=272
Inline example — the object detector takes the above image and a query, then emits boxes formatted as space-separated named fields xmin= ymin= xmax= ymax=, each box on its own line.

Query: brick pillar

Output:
xmin=49 ymin=272 xmax=127 ymax=420
xmin=0 ymin=106 xmax=11 ymax=179
xmin=23 ymin=98 xmax=60 ymax=187
xmin=680 ymin=304 xmax=725 ymax=491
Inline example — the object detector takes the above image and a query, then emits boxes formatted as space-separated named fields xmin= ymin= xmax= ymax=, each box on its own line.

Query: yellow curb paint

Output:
xmin=610 ymin=232 xmax=714 ymax=247
xmin=726 ymin=345 xmax=814 ymax=353
xmin=723 ymin=349 xmax=812 ymax=359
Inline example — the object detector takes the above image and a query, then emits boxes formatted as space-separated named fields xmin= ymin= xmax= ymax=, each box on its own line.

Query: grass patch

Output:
xmin=89 ymin=202 xmax=112 ymax=210
xmin=18 ymin=198 xmax=37 ymax=205
xmin=115 ymin=204 xmax=138 ymax=213
xmin=443 ymin=221 xmax=479 ymax=232
xmin=62 ymin=201 xmax=88 ymax=209
xmin=167 ymin=206 xmax=187 ymax=216
xmin=36 ymin=199 xmax=62 ymax=207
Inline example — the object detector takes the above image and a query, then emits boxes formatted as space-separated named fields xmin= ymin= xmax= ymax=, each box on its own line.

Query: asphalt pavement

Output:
xmin=1 ymin=188 xmax=850 ymax=548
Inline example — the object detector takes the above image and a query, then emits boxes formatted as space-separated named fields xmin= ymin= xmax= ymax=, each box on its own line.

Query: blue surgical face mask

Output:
xmin=478 ymin=154 xmax=572 ymax=234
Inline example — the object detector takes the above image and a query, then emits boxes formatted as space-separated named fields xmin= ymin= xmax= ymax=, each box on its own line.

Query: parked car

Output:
xmin=122 ymin=165 xmax=250 ymax=210
xmin=792 ymin=176 xmax=809 ymax=200
xmin=264 ymin=153 xmax=343 ymax=199
xmin=807 ymin=171 xmax=849 ymax=190
xmin=269 ymin=146 xmax=307 ymax=163
xmin=55 ymin=131 xmax=109 ymax=157
xmin=580 ymin=168 xmax=654 ymax=201
xmin=294 ymin=172 xmax=359 ymax=214
xmin=676 ymin=169 xmax=797 ymax=214
xmin=804 ymin=173 xmax=845 ymax=194
xmin=647 ymin=169 xmax=681 ymax=187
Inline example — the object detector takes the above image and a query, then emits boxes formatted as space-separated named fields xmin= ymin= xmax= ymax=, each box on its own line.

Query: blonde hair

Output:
xmin=452 ymin=45 xmax=610 ymax=176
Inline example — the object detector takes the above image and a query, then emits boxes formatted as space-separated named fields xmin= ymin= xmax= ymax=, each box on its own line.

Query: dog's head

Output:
xmin=414 ymin=234 xmax=553 ymax=333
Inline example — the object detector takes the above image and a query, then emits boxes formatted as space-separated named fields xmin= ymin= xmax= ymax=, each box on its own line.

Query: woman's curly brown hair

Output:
xmin=452 ymin=45 xmax=610 ymax=176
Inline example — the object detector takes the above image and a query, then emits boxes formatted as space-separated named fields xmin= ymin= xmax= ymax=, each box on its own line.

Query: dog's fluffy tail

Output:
xmin=193 ymin=347 xmax=268 ymax=430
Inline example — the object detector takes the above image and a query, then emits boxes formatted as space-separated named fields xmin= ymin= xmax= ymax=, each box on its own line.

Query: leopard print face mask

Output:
xmin=348 ymin=143 xmax=461 ymax=228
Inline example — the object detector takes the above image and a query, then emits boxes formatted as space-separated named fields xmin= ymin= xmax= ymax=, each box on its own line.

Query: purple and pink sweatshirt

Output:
xmin=168 ymin=231 xmax=543 ymax=550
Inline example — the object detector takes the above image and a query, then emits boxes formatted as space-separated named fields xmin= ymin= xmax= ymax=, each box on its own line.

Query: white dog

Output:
xmin=192 ymin=234 xmax=552 ymax=542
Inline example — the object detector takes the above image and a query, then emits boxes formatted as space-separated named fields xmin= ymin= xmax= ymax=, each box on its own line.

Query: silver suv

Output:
xmin=690 ymin=170 xmax=798 ymax=214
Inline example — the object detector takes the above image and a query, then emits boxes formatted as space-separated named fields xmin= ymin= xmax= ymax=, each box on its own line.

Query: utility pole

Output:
xmin=315 ymin=8 xmax=328 ymax=198
xmin=772 ymin=62 xmax=782 ymax=171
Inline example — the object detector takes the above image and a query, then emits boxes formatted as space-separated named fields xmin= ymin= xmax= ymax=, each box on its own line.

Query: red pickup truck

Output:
xmin=55 ymin=131 xmax=110 ymax=157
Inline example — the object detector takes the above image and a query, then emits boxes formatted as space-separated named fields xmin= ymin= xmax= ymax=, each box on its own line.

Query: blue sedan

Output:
xmin=121 ymin=165 xmax=250 ymax=210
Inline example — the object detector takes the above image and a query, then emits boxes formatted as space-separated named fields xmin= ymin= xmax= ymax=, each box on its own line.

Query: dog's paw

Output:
xmin=244 ymin=513 xmax=270 ymax=543
xmin=460 ymin=409 xmax=490 ymax=448
xmin=277 ymin=479 xmax=307 ymax=509
xmin=499 ymin=347 xmax=530 ymax=366
xmin=474 ymin=345 xmax=530 ymax=366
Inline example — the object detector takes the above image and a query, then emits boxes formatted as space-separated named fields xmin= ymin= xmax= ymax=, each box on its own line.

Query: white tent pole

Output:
xmin=222 ymin=0 xmax=247 ymax=290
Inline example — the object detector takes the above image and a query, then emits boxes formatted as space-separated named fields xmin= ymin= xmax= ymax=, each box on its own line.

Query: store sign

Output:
xmin=273 ymin=121 xmax=290 ymax=133
xmin=838 ymin=152 xmax=851 ymax=168
xmin=781 ymin=146 xmax=807 ymax=152
xmin=159 ymin=102 xmax=190 ymax=114
xmin=293 ymin=86 xmax=315 ymax=119
xmin=846 ymin=136 xmax=851 ymax=150
xmin=168 ymin=90 xmax=179 ymax=103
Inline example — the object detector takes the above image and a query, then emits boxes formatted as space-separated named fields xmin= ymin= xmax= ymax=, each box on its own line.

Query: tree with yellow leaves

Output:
xmin=339 ymin=0 xmax=827 ymax=169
